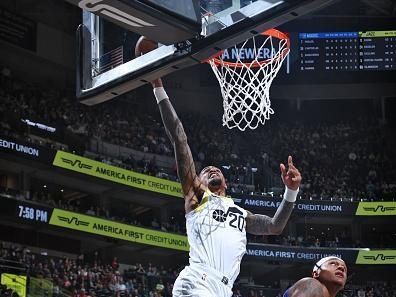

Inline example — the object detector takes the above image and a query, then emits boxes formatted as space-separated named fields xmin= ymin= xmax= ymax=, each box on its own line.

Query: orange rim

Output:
xmin=206 ymin=28 xmax=290 ymax=68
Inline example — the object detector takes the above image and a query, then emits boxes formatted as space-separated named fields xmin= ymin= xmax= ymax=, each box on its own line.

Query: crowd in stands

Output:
xmin=249 ymin=231 xmax=354 ymax=249
xmin=1 ymin=62 xmax=396 ymax=250
xmin=261 ymin=119 xmax=396 ymax=201
xmin=1 ymin=64 xmax=396 ymax=202
xmin=0 ymin=241 xmax=177 ymax=297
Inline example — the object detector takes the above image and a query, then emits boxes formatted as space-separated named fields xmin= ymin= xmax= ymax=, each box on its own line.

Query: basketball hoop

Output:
xmin=207 ymin=29 xmax=290 ymax=131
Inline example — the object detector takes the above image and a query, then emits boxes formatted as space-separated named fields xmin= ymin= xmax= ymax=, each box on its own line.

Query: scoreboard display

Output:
xmin=299 ymin=30 xmax=396 ymax=71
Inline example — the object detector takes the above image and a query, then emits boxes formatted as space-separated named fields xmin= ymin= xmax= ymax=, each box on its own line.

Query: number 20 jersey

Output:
xmin=185 ymin=190 xmax=248 ymax=286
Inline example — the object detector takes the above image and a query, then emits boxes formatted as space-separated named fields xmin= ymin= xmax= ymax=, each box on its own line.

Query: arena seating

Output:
xmin=1 ymin=67 xmax=395 ymax=201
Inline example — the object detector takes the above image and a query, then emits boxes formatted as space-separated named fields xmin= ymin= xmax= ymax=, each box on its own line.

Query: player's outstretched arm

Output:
xmin=246 ymin=156 xmax=301 ymax=235
xmin=152 ymin=78 xmax=203 ymax=212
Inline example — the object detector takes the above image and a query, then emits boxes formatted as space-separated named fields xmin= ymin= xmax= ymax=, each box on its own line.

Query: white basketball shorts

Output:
xmin=172 ymin=264 xmax=233 ymax=297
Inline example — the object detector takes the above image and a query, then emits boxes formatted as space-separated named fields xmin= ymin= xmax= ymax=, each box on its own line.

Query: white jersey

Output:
xmin=185 ymin=190 xmax=247 ymax=287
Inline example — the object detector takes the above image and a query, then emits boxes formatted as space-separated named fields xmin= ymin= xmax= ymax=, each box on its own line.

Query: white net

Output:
xmin=208 ymin=30 xmax=289 ymax=131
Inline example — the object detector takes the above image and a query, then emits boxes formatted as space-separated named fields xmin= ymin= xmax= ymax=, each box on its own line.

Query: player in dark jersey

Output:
xmin=283 ymin=256 xmax=347 ymax=297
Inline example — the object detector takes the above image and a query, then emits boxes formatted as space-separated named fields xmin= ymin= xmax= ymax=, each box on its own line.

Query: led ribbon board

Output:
xmin=6 ymin=199 xmax=396 ymax=261
xmin=49 ymin=209 xmax=189 ymax=251
xmin=52 ymin=151 xmax=182 ymax=198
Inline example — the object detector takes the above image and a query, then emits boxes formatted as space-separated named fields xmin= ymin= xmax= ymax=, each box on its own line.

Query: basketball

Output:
xmin=135 ymin=36 xmax=158 ymax=57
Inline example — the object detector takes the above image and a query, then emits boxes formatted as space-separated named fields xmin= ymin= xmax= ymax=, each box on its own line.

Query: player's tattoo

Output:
xmin=158 ymin=100 xmax=199 ymax=196
xmin=246 ymin=200 xmax=294 ymax=235
xmin=158 ymin=100 xmax=184 ymax=145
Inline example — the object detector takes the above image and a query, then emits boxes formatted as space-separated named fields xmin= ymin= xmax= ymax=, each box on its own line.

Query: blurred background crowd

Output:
xmin=1 ymin=65 xmax=395 ymax=202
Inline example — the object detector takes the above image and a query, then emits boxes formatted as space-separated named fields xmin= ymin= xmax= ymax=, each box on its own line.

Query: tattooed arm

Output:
xmin=246 ymin=156 xmax=301 ymax=235
xmin=152 ymin=78 xmax=203 ymax=213
xmin=246 ymin=199 xmax=294 ymax=235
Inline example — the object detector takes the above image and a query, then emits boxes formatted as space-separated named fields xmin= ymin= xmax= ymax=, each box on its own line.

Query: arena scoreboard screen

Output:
xmin=299 ymin=30 xmax=396 ymax=71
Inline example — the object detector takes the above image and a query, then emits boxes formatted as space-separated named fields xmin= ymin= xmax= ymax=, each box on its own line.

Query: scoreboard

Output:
xmin=299 ymin=30 xmax=396 ymax=71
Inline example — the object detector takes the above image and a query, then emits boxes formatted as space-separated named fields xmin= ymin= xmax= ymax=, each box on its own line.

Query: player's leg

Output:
xmin=172 ymin=267 xmax=212 ymax=297
xmin=173 ymin=266 xmax=232 ymax=297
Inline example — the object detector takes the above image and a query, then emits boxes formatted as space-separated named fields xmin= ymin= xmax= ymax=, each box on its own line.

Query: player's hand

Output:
xmin=151 ymin=78 xmax=163 ymax=88
xmin=280 ymin=156 xmax=301 ymax=191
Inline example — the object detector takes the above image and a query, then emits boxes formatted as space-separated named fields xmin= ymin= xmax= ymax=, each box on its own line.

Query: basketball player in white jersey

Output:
xmin=151 ymin=77 xmax=301 ymax=297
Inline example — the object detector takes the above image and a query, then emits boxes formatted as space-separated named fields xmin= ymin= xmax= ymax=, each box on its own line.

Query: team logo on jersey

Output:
xmin=212 ymin=207 xmax=243 ymax=222
xmin=212 ymin=207 xmax=245 ymax=232
xmin=212 ymin=209 xmax=227 ymax=222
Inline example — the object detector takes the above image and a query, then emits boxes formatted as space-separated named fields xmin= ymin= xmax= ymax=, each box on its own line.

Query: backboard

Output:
xmin=67 ymin=0 xmax=338 ymax=105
